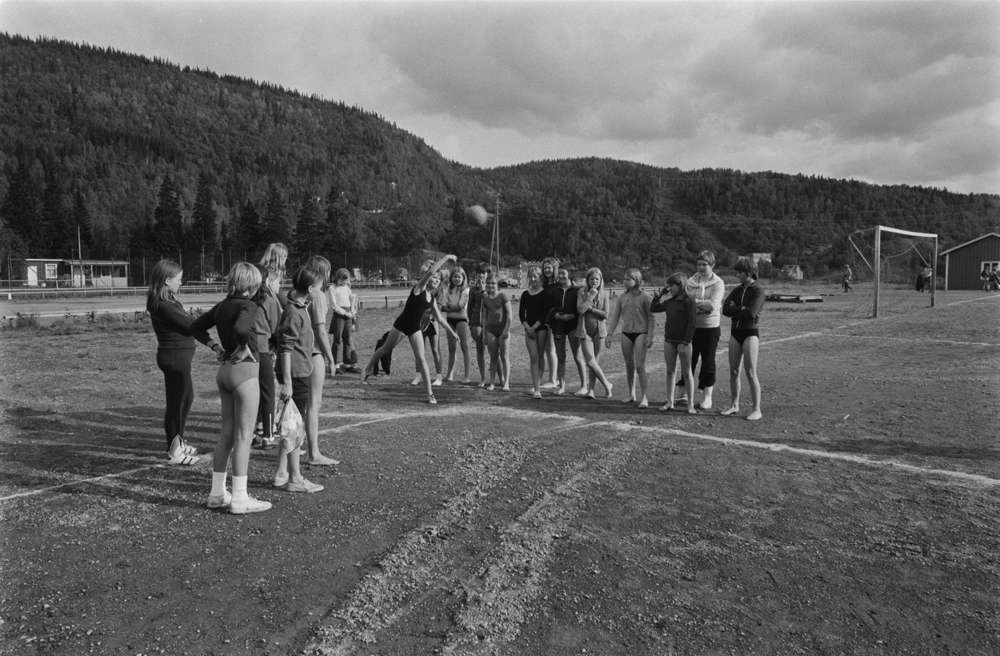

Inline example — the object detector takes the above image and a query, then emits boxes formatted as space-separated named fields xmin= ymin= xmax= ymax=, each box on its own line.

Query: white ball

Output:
xmin=465 ymin=204 xmax=489 ymax=226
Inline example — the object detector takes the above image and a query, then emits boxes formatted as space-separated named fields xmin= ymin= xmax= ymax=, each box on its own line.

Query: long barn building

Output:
xmin=940 ymin=233 xmax=1000 ymax=290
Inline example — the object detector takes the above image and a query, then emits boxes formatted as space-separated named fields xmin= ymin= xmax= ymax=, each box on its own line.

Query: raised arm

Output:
xmin=414 ymin=254 xmax=457 ymax=293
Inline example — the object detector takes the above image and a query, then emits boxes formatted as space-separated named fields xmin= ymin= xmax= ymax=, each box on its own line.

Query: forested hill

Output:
xmin=1 ymin=33 xmax=997 ymax=281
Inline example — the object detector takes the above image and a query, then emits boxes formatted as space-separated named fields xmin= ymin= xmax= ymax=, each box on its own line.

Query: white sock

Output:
xmin=231 ymin=475 xmax=248 ymax=500
xmin=210 ymin=471 xmax=228 ymax=497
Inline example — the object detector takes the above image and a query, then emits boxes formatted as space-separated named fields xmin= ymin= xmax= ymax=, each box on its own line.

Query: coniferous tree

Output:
xmin=232 ymin=199 xmax=261 ymax=261
xmin=152 ymin=174 xmax=184 ymax=263
xmin=261 ymin=184 xmax=291 ymax=252
xmin=190 ymin=172 xmax=218 ymax=278
xmin=40 ymin=166 xmax=71 ymax=257
xmin=1 ymin=154 xmax=44 ymax=253
xmin=293 ymin=194 xmax=323 ymax=258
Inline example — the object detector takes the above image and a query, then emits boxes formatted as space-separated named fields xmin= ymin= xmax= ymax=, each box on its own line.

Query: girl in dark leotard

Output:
xmin=364 ymin=254 xmax=458 ymax=404
xmin=520 ymin=266 xmax=549 ymax=399
xmin=721 ymin=257 xmax=765 ymax=421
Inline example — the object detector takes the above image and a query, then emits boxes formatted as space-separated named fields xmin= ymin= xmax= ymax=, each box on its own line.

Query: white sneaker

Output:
xmin=229 ymin=496 xmax=272 ymax=514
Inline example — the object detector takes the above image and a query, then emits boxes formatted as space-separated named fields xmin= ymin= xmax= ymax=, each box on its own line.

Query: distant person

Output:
xmin=481 ymin=272 xmax=512 ymax=390
xmin=467 ymin=264 xmax=490 ymax=386
xmin=520 ymin=266 xmax=550 ymax=399
xmin=439 ymin=265 xmax=473 ymax=383
xmin=981 ymin=265 xmax=992 ymax=292
xmin=550 ymin=268 xmax=588 ymax=396
xmin=679 ymin=251 xmax=725 ymax=410
xmin=190 ymin=262 xmax=271 ymax=514
xmin=363 ymin=254 xmax=458 ymax=405
xmin=841 ymin=264 xmax=853 ymax=293
xmin=539 ymin=257 xmax=561 ymax=389
xmin=651 ymin=272 xmax=697 ymax=414
xmin=146 ymin=259 xmax=223 ymax=465
xmin=605 ymin=267 xmax=654 ymax=407
xmin=721 ymin=257 xmax=765 ymax=421
xmin=991 ymin=264 xmax=1000 ymax=291
xmin=576 ymin=267 xmax=614 ymax=399
xmin=328 ymin=268 xmax=358 ymax=373
xmin=916 ymin=265 xmax=933 ymax=293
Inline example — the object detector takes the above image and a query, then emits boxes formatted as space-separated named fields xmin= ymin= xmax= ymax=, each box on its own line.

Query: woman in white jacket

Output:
xmin=680 ymin=250 xmax=726 ymax=409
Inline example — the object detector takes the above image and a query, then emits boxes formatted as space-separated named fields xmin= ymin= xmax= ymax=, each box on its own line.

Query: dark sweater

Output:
xmin=190 ymin=295 xmax=259 ymax=359
xmin=519 ymin=289 xmax=549 ymax=327
xmin=722 ymin=282 xmax=765 ymax=330
xmin=149 ymin=294 xmax=213 ymax=351
xmin=650 ymin=292 xmax=697 ymax=344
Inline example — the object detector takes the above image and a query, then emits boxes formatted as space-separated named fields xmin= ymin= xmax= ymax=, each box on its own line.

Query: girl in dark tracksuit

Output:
xmin=721 ymin=257 xmax=766 ymax=421
xmin=147 ymin=259 xmax=222 ymax=464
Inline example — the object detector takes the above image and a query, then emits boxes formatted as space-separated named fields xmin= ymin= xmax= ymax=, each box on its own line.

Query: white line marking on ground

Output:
xmin=611 ymin=422 xmax=1000 ymax=487
xmin=0 ymin=465 xmax=182 ymax=502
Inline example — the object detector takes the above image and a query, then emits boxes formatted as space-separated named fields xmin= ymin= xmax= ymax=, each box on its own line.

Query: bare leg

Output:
xmin=678 ymin=343 xmax=697 ymax=415
xmin=409 ymin=332 xmax=436 ymax=402
xmin=742 ymin=336 xmax=762 ymax=421
xmin=471 ymin=326 xmax=486 ymax=384
xmin=722 ymin=336 xmax=743 ymax=416
xmin=634 ymin=335 xmax=650 ymax=407
xmin=660 ymin=342 xmax=678 ymax=411
xmin=621 ymin=337 xmax=637 ymax=402
xmin=307 ymin=354 xmax=339 ymax=465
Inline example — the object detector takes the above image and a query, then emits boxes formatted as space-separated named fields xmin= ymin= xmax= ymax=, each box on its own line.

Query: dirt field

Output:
xmin=1 ymin=285 xmax=998 ymax=655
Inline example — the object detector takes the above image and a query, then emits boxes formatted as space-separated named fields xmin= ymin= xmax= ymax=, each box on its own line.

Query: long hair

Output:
xmin=584 ymin=266 xmax=604 ymax=292
xmin=259 ymin=243 xmax=288 ymax=278
xmin=146 ymin=259 xmax=182 ymax=313
xmin=665 ymin=272 xmax=689 ymax=297
xmin=541 ymin=257 xmax=560 ymax=286
xmin=446 ymin=266 xmax=468 ymax=293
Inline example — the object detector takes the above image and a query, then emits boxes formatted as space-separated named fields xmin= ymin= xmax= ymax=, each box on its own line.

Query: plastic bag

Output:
xmin=277 ymin=398 xmax=306 ymax=453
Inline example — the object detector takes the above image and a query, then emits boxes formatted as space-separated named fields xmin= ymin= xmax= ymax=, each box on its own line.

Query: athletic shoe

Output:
xmin=206 ymin=490 xmax=232 ymax=509
xmin=229 ymin=496 xmax=272 ymax=514
xmin=284 ymin=479 xmax=324 ymax=493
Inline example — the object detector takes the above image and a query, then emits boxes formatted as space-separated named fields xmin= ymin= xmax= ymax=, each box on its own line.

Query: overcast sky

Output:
xmin=3 ymin=0 xmax=998 ymax=194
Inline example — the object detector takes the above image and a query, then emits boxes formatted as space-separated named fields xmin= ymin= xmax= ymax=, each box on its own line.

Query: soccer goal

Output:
xmin=848 ymin=225 xmax=939 ymax=318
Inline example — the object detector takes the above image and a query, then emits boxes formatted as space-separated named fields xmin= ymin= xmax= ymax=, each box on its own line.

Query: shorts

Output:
xmin=731 ymin=328 xmax=759 ymax=344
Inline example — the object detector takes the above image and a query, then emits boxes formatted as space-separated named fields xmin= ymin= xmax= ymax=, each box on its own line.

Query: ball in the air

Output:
xmin=465 ymin=204 xmax=489 ymax=226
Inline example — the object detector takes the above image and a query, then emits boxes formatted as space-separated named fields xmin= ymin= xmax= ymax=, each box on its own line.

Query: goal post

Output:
xmin=873 ymin=225 xmax=938 ymax=318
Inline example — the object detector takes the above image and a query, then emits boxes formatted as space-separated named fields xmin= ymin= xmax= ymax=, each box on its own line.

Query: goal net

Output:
xmin=846 ymin=225 xmax=939 ymax=318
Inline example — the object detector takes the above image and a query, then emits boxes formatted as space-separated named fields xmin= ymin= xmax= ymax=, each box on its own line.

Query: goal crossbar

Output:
xmin=877 ymin=225 xmax=938 ymax=239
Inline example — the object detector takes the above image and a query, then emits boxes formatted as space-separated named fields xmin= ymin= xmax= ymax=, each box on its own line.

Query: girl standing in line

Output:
xmin=273 ymin=266 xmax=326 ymax=494
xmin=606 ymin=267 xmax=654 ymax=408
xmin=301 ymin=255 xmax=340 ymax=466
xmin=721 ymin=257 xmax=765 ymax=421
xmin=440 ymin=266 xmax=472 ymax=383
xmin=328 ymin=268 xmax=357 ymax=373
xmin=520 ymin=266 xmax=550 ymax=399
xmin=191 ymin=263 xmax=271 ymax=514
xmin=467 ymin=264 xmax=490 ymax=386
xmin=363 ymin=254 xmax=458 ymax=404
xmin=251 ymin=265 xmax=282 ymax=450
xmin=576 ymin=267 xmax=614 ymax=399
xmin=681 ymin=251 xmax=725 ymax=410
xmin=549 ymin=268 xmax=587 ymax=395
xmin=651 ymin=273 xmax=698 ymax=414
xmin=539 ymin=257 xmax=561 ymax=389
xmin=146 ymin=259 xmax=223 ymax=465
xmin=481 ymin=272 xmax=512 ymax=390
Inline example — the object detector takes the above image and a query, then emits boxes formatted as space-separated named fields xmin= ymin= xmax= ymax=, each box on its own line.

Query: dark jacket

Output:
xmin=722 ymin=282 xmax=765 ymax=330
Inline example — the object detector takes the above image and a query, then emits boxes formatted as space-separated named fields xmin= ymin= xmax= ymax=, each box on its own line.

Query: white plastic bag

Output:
xmin=277 ymin=398 xmax=306 ymax=452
